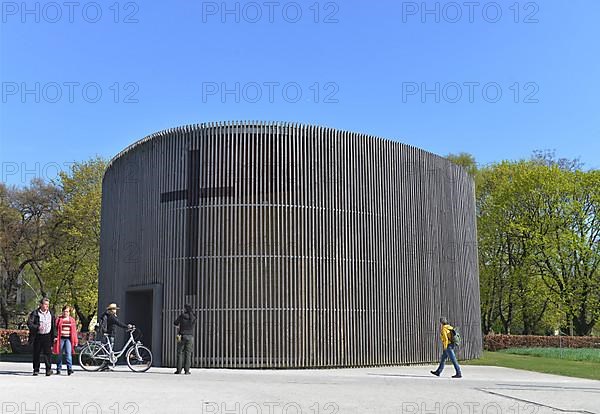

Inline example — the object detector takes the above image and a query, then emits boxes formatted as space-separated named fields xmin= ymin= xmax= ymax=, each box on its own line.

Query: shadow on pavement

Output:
xmin=368 ymin=373 xmax=435 ymax=379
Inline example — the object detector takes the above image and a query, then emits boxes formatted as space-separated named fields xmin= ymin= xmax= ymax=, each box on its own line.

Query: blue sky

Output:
xmin=1 ymin=0 xmax=599 ymax=185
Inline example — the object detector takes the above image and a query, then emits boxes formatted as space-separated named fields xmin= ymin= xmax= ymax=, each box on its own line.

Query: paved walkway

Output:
xmin=0 ymin=362 xmax=598 ymax=414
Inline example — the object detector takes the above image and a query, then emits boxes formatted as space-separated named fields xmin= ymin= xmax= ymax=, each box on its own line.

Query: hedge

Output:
xmin=0 ymin=329 xmax=29 ymax=350
xmin=0 ymin=329 xmax=94 ymax=352
xmin=5 ymin=329 xmax=600 ymax=354
xmin=484 ymin=334 xmax=600 ymax=351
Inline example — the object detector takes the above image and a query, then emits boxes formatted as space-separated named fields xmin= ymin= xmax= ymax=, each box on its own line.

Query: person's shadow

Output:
xmin=367 ymin=373 xmax=435 ymax=379
xmin=0 ymin=369 xmax=39 ymax=376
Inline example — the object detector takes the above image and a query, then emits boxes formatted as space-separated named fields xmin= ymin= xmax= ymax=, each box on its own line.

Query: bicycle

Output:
xmin=78 ymin=326 xmax=153 ymax=372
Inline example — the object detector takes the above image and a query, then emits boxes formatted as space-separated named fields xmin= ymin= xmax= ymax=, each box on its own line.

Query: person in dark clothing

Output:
xmin=98 ymin=303 xmax=132 ymax=371
xmin=173 ymin=304 xmax=196 ymax=375
xmin=27 ymin=297 xmax=57 ymax=376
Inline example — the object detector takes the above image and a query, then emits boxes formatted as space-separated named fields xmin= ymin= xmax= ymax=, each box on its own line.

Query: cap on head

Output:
xmin=106 ymin=303 xmax=120 ymax=311
xmin=440 ymin=317 xmax=448 ymax=325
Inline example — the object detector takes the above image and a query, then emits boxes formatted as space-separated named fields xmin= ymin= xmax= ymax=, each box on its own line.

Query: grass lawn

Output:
xmin=500 ymin=347 xmax=600 ymax=363
xmin=464 ymin=351 xmax=600 ymax=381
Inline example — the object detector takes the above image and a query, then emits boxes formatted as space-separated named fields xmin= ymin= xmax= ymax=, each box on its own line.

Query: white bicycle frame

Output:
xmin=89 ymin=329 xmax=142 ymax=365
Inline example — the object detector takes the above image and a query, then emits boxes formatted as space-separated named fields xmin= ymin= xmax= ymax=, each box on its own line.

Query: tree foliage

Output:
xmin=458 ymin=153 xmax=600 ymax=336
xmin=0 ymin=179 xmax=62 ymax=327
xmin=0 ymin=158 xmax=105 ymax=330
xmin=446 ymin=152 xmax=478 ymax=177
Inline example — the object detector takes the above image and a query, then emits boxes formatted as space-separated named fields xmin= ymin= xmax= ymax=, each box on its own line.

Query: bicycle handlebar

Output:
xmin=101 ymin=324 xmax=135 ymax=335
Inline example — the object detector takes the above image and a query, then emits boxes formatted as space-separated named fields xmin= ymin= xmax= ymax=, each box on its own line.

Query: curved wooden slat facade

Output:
xmin=99 ymin=121 xmax=482 ymax=368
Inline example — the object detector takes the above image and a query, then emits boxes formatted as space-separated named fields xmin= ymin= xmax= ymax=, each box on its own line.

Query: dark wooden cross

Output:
xmin=160 ymin=149 xmax=233 ymax=295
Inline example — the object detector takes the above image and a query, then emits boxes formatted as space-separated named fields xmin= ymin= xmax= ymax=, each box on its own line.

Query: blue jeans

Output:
xmin=56 ymin=338 xmax=72 ymax=371
xmin=436 ymin=344 xmax=461 ymax=375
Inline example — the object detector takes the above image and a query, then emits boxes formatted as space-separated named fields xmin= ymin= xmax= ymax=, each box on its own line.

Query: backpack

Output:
xmin=96 ymin=313 xmax=108 ymax=337
xmin=450 ymin=327 xmax=461 ymax=347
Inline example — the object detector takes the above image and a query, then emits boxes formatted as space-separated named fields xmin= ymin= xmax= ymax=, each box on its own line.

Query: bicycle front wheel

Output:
xmin=126 ymin=345 xmax=152 ymax=372
xmin=79 ymin=342 xmax=108 ymax=372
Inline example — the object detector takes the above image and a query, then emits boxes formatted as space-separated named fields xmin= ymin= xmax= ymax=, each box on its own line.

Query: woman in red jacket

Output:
xmin=53 ymin=305 xmax=79 ymax=375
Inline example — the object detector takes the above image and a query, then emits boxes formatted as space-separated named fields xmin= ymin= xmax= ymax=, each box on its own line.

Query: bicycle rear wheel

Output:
xmin=79 ymin=342 xmax=108 ymax=372
xmin=126 ymin=345 xmax=152 ymax=372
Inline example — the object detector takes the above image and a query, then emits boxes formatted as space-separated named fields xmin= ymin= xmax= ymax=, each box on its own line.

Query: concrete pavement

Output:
xmin=0 ymin=362 xmax=598 ymax=414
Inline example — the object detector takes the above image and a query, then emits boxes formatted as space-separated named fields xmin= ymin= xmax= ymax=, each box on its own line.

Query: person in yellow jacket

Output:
xmin=430 ymin=317 xmax=462 ymax=378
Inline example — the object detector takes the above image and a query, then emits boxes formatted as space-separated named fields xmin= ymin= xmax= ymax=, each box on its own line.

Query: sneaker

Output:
xmin=46 ymin=370 xmax=53 ymax=376
xmin=33 ymin=372 xmax=39 ymax=376
xmin=452 ymin=374 xmax=462 ymax=378
xmin=184 ymin=372 xmax=191 ymax=375
xmin=174 ymin=370 xmax=181 ymax=375
xmin=430 ymin=371 xmax=440 ymax=377
xmin=67 ymin=369 xmax=73 ymax=376
xmin=56 ymin=369 xmax=61 ymax=375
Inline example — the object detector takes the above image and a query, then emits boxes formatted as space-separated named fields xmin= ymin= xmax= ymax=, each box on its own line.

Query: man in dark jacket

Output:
xmin=27 ymin=297 xmax=57 ymax=376
xmin=98 ymin=303 xmax=132 ymax=371
xmin=173 ymin=304 xmax=196 ymax=375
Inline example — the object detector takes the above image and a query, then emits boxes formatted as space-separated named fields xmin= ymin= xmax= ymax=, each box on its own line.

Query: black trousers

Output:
xmin=33 ymin=333 xmax=53 ymax=372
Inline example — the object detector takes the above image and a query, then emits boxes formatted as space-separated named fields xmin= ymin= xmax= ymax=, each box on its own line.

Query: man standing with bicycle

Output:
xmin=98 ymin=303 xmax=132 ymax=371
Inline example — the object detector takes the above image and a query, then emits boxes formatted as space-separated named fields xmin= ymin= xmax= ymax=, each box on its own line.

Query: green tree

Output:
xmin=48 ymin=157 xmax=106 ymax=331
xmin=476 ymin=156 xmax=600 ymax=336
xmin=446 ymin=152 xmax=478 ymax=177
xmin=476 ymin=162 xmax=550 ymax=334
xmin=0 ymin=183 xmax=29 ymax=328
xmin=0 ymin=180 xmax=62 ymax=327
xmin=1 ymin=159 xmax=105 ymax=330
xmin=526 ymin=167 xmax=600 ymax=335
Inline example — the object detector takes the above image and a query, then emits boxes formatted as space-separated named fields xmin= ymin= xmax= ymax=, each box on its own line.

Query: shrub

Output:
xmin=484 ymin=334 xmax=600 ymax=351
xmin=0 ymin=329 xmax=29 ymax=352
xmin=0 ymin=329 xmax=94 ymax=353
